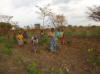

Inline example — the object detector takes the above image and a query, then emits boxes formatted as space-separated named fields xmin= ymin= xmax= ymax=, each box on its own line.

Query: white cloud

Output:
xmin=0 ymin=0 xmax=100 ymax=27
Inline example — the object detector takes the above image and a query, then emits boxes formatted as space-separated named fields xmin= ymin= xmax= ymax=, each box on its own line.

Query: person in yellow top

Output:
xmin=17 ymin=32 xmax=24 ymax=46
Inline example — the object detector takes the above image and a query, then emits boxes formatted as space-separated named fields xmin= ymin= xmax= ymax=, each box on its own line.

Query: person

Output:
xmin=23 ymin=31 xmax=28 ymax=44
xmin=17 ymin=32 xmax=24 ymax=47
xmin=56 ymin=28 xmax=60 ymax=45
xmin=48 ymin=28 xmax=56 ymax=51
xmin=60 ymin=28 xmax=64 ymax=45
xmin=31 ymin=35 xmax=38 ymax=53
xmin=40 ymin=30 xmax=45 ymax=38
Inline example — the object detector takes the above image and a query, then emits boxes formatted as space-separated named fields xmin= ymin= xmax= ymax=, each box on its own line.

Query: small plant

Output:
xmin=0 ymin=47 xmax=12 ymax=56
xmin=88 ymin=49 xmax=100 ymax=66
xmin=28 ymin=63 xmax=43 ymax=74
xmin=5 ymin=40 xmax=13 ymax=49
xmin=77 ymin=31 xmax=87 ymax=39
xmin=39 ymin=34 xmax=49 ymax=45
xmin=0 ymin=36 xmax=6 ymax=43
xmin=59 ymin=68 xmax=63 ymax=74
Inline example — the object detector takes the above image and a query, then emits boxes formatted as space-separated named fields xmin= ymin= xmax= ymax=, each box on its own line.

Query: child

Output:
xmin=40 ymin=30 xmax=44 ymax=38
xmin=56 ymin=28 xmax=60 ymax=45
xmin=17 ymin=32 xmax=24 ymax=47
xmin=23 ymin=31 xmax=28 ymax=44
xmin=48 ymin=28 xmax=56 ymax=51
xmin=60 ymin=28 xmax=64 ymax=45
xmin=31 ymin=35 xmax=38 ymax=53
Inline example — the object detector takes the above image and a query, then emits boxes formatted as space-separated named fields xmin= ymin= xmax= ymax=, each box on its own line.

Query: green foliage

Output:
xmin=0 ymin=36 xmax=6 ymax=43
xmin=28 ymin=63 xmax=43 ymax=74
xmin=5 ymin=40 xmax=14 ymax=49
xmin=0 ymin=22 xmax=12 ymax=34
xmin=0 ymin=47 xmax=12 ymax=56
xmin=89 ymin=30 xmax=100 ymax=35
xmin=59 ymin=68 xmax=63 ymax=74
xmin=0 ymin=39 xmax=14 ymax=56
xmin=88 ymin=49 xmax=100 ymax=66
xmin=77 ymin=31 xmax=87 ymax=39
xmin=39 ymin=34 xmax=49 ymax=45
xmin=0 ymin=22 xmax=12 ymax=29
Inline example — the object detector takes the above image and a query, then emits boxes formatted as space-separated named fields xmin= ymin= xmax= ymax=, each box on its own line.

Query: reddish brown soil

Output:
xmin=0 ymin=36 xmax=100 ymax=74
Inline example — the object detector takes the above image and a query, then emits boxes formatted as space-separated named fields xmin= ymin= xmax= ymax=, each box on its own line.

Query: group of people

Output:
xmin=17 ymin=28 xmax=64 ymax=53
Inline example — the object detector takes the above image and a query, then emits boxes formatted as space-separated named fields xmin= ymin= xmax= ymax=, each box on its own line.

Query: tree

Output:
xmin=35 ymin=4 xmax=51 ymax=26
xmin=0 ymin=15 xmax=13 ymax=23
xmin=48 ymin=13 xmax=67 ymax=28
xmin=0 ymin=22 xmax=12 ymax=34
xmin=88 ymin=6 xmax=100 ymax=21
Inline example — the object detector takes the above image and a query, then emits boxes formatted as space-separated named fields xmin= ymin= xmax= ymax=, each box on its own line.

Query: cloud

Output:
xmin=0 ymin=0 xmax=100 ymax=27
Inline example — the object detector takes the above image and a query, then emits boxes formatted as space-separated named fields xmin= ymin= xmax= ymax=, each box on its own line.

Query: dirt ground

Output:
xmin=0 ymin=35 xmax=100 ymax=74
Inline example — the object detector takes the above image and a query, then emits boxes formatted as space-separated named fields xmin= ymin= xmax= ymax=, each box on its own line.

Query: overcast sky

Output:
xmin=0 ymin=0 xmax=100 ymax=27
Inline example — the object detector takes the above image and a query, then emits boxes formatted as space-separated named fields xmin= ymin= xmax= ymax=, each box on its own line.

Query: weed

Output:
xmin=0 ymin=47 xmax=12 ymax=56
xmin=88 ymin=49 xmax=100 ymax=66
xmin=39 ymin=35 xmax=49 ymax=45
xmin=28 ymin=63 xmax=43 ymax=74
xmin=77 ymin=31 xmax=87 ymax=39
xmin=5 ymin=40 xmax=14 ymax=49
xmin=59 ymin=68 xmax=63 ymax=74
xmin=0 ymin=36 xmax=6 ymax=43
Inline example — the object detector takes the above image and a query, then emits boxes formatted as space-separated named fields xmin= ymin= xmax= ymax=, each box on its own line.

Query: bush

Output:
xmin=88 ymin=49 xmax=100 ymax=66
xmin=5 ymin=40 xmax=14 ymax=49
xmin=0 ymin=36 xmax=6 ymax=43
xmin=0 ymin=47 xmax=12 ymax=56
xmin=39 ymin=34 xmax=49 ymax=46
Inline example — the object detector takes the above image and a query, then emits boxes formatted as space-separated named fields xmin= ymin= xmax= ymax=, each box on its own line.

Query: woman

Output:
xmin=17 ymin=32 xmax=24 ymax=47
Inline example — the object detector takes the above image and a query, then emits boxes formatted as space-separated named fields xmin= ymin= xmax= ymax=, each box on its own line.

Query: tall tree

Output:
xmin=35 ymin=4 xmax=51 ymax=26
xmin=88 ymin=6 xmax=100 ymax=21
xmin=48 ymin=13 xmax=67 ymax=28
xmin=0 ymin=15 xmax=13 ymax=23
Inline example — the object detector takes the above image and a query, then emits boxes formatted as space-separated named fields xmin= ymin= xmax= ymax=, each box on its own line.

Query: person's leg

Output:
xmin=35 ymin=43 xmax=38 ymax=53
xmin=53 ymin=40 xmax=56 ymax=51
xmin=49 ymin=39 xmax=51 ymax=50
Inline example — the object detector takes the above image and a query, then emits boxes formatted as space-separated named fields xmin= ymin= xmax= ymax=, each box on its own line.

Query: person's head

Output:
xmin=51 ymin=28 xmax=54 ymax=32
xmin=41 ymin=30 xmax=43 ymax=32
xmin=34 ymin=35 xmax=38 ymax=40
xmin=18 ymin=32 xmax=21 ymax=35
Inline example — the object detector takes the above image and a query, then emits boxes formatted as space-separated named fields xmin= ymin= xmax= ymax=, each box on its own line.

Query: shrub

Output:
xmin=39 ymin=34 xmax=49 ymax=46
xmin=88 ymin=49 xmax=100 ymax=66
xmin=0 ymin=47 xmax=12 ymax=56
xmin=28 ymin=63 xmax=43 ymax=74
xmin=0 ymin=36 xmax=6 ymax=43
xmin=5 ymin=40 xmax=14 ymax=49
